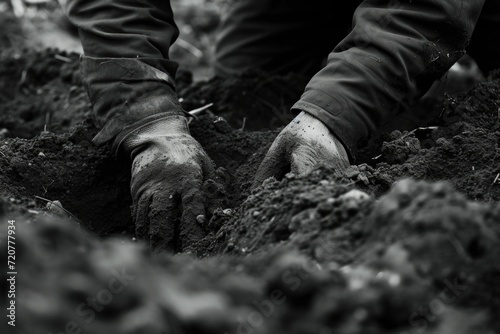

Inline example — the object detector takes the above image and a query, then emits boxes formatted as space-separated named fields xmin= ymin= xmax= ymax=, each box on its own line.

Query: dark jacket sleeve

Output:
xmin=293 ymin=0 xmax=486 ymax=159
xmin=65 ymin=0 xmax=183 ymax=146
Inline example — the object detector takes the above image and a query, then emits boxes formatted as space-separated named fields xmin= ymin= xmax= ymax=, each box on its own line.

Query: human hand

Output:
xmin=254 ymin=112 xmax=349 ymax=186
xmin=121 ymin=115 xmax=217 ymax=252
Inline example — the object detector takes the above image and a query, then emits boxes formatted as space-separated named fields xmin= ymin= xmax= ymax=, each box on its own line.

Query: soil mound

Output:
xmin=3 ymin=179 xmax=500 ymax=333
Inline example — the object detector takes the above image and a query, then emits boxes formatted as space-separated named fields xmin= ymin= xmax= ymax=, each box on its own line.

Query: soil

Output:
xmin=1 ymin=21 xmax=500 ymax=334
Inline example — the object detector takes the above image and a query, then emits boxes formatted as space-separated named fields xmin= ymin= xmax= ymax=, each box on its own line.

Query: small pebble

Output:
xmin=344 ymin=166 xmax=361 ymax=178
xmin=388 ymin=274 xmax=401 ymax=287
xmin=326 ymin=198 xmax=336 ymax=204
xmin=46 ymin=200 xmax=67 ymax=217
xmin=0 ymin=128 xmax=9 ymax=139
xmin=339 ymin=189 xmax=371 ymax=201
xmin=213 ymin=117 xmax=232 ymax=134
xmin=357 ymin=173 xmax=370 ymax=185
xmin=196 ymin=215 xmax=206 ymax=224
xmin=38 ymin=152 xmax=46 ymax=157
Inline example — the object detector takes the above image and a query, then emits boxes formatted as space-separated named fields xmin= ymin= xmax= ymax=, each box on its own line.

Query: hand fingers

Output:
xmin=252 ymin=139 xmax=289 ymax=189
xmin=290 ymin=145 xmax=318 ymax=175
xmin=291 ymin=144 xmax=350 ymax=176
xmin=133 ymin=191 xmax=153 ymax=243
xmin=148 ymin=190 xmax=179 ymax=253
xmin=203 ymin=177 xmax=226 ymax=219
xmin=200 ymin=153 xmax=218 ymax=182
xmin=202 ymin=155 xmax=228 ymax=217
xmin=180 ymin=178 xmax=206 ymax=251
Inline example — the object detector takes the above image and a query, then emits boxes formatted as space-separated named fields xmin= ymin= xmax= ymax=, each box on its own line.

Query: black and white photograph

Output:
xmin=1 ymin=0 xmax=499 ymax=333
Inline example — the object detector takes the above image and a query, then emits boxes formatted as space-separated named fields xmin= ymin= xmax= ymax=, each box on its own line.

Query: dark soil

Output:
xmin=1 ymin=44 xmax=500 ymax=334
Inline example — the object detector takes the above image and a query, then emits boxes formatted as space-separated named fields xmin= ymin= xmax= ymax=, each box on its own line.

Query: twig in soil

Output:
xmin=492 ymin=173 xmax=500 ymax=185
xmin=188 ymin=102 xmax=214 ymax=116
xmin=399 ymin=126 xmax=439 ymax=140
xmin=175 ymin=38 xmax=204 ymax=58
xmin=34 ymin=195 xmax=79 ymax=222
xmin=43 ymin=110 xmax=51 ymax=133
xmin=17 ymin=69 xmax=27 ymax=88
xmin=187 ymin=103 xmax=214 ymax=124
xmin=54 ymin=54 xmax=72 ymax=63
xmin=239 ymin=117 xmax=247 ymax=131
xmin=0 ymin=150 xmax=6 ymax=158
xmin=42 ymin=180 xmax=55 ymax=195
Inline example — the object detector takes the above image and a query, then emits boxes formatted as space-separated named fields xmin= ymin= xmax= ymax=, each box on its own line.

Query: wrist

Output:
xmin=112 ymin=115 xmax=190 ymax=156
xmin=83 ymin=56 xmax=183 ymax=147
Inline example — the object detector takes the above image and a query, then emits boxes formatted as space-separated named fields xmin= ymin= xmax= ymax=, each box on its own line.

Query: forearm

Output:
xmin=66 ymin=0 xmax=178 ymax=67
xmin=65 ymin=0 xmax=182 ymax=146
xmin=294 ymin=0 xmax=485 ymax=158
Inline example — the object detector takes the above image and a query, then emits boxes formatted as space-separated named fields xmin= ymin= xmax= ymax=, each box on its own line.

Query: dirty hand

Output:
xmin=254 ymin=111 xmax=350 ymax=186
xmin=120 ymin=115 xmax=216 ymax=252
